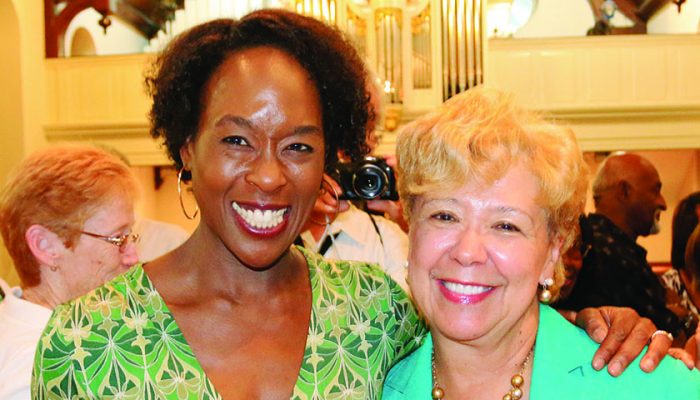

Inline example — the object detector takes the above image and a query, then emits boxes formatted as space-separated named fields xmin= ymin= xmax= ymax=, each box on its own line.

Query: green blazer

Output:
xmin=383 ymin=305 xmax=700 ymax=399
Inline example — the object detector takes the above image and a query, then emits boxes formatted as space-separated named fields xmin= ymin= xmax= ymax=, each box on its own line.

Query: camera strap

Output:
xmin=292 ymin=233 xmax=340 ymax=257
xmin=293 ymin=235 xmax=304 ymax=248
xmin=318 ymin=232 xmax=342 ymax=255
xmin=309 ymin=212 xmax=385 ymax=258
xmin=368 ymin=214 xmax=385 ymax=248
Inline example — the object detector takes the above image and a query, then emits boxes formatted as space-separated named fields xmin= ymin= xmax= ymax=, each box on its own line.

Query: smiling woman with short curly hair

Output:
xmin=32 ymin=10 xmax=423 ymax=400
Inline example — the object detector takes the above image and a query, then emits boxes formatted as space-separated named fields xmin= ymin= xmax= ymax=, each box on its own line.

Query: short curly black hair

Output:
xmin=146 ymin=9 xmax=373 ymax=178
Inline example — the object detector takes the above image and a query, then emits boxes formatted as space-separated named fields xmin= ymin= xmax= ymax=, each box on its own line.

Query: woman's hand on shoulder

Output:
xmin=689 ymin=328 xmax=699 ymax=369
xmin=572 ymin=306 xmax=672 ymax=376
xmin=668 ymin=325 xmax=699 ymax=370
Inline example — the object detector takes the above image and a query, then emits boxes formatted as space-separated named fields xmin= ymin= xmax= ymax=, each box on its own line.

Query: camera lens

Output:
xmin=352 ymin=164 xmax=388 ymax=200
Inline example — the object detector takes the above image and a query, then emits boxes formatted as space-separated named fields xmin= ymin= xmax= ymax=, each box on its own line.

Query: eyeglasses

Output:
xmin=81 ymin=231 xmax=140 ymax=250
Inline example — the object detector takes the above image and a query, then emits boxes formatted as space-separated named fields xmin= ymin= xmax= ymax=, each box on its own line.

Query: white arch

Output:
xmin=64 ymin=8 xmax=147 ymax=56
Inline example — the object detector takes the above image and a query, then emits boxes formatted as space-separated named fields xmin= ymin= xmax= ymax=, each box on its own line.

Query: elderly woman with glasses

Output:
xmin=0 ymin=145 xmax=139 ymax=399
xmin=383 ymin=88 xmax=700 ymax=399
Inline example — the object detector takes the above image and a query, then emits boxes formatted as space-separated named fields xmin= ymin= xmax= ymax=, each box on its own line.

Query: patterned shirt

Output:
xmin=661 ymin=268 xmax=699 ymax=336
xmin=32 ymin=247 xmax=426 ymax=399
xmin=558 ymin=214 xmax=681 ymax=335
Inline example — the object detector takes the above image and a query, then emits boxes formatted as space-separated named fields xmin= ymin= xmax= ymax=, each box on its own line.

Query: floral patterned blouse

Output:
xmin=31 ymin=247 xmax=425 ymax=399
xmin=661 ymin=268 xmax=699 ymax=336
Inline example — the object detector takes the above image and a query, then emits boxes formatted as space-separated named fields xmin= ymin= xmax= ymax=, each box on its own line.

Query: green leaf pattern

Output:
xmin=32 ymin=247 xmax=426 ymax=399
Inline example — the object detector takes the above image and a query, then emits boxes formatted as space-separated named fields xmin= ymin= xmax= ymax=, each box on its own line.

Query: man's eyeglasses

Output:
xmin=81 ymin=231 xmax=140 ymax=250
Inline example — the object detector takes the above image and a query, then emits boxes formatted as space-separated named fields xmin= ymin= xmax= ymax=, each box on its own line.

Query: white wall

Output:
xmin=0 ymin=0 xmax=23 ymax=286
xmin=0 ymin=0 xmax=48 ymax=286
xmin=12 ymin=0 xmax=47 ymax=155
xmin=648 ymin=1 xmax=700 ymax=34
xmin=514 ymin=0 xmax=594 ymax=38
xmin=133 ymin=167 xmax=198 ymax=234
xmin=513 ymin=0 xmax=700 ymax=38
xmin=65 ymin=8 xmax=147 ymax=56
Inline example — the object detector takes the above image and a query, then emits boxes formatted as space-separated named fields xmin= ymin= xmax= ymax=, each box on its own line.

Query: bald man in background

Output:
xmin=559 ymin=152 xmax=682 ymax=339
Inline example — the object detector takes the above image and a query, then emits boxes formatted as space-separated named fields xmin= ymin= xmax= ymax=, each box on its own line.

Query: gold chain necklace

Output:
xmin=431 ymin=344 xmax=535 ymax=400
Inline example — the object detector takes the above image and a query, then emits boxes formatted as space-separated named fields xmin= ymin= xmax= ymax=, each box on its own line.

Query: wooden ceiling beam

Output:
xmin=613 ymin=0 xmax=645 ymax=25
xmin=637 ymin=0 xmax=672 ymax=21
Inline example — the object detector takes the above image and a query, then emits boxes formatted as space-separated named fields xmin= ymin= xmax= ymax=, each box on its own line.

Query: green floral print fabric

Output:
xmin=32 ymin=247 xmax=425 ymax=399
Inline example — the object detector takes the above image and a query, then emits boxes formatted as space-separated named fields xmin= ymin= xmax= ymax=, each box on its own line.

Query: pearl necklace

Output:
xmin=431 ymin=344 xmax=535 ymax=400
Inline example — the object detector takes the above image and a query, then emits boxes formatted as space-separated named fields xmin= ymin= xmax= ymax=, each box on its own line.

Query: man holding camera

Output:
xmin=297 ymin=156 xmax=409 ymax=291
xmin=296 ymin=74 xmax=410 ymax=289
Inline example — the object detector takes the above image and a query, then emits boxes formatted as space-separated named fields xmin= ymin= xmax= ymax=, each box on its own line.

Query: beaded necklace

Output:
xmin=431 ymin=344 xmax=535 ymax=400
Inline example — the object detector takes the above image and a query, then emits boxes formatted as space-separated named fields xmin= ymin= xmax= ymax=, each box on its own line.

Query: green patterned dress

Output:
xmin=32 ymin=247 xmax=425 ymax=399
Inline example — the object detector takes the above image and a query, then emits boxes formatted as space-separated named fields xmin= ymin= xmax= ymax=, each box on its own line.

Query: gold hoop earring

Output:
xmin=178 ymin=167 xmax=199 ymax=220
xmin=310 ymin=176 xmax=341 ymax=226
xmin=539 ymin=277 xmax=554 ymax=304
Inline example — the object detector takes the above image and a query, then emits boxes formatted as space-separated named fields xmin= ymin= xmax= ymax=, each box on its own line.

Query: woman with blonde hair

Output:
xmin=0 ymin=145 xmax=139 ymax=399
xmin=384 ymin=87 xmax=700 ymax=399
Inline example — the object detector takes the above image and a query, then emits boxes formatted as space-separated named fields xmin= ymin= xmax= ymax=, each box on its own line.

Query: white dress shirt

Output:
xmin=300 ymin=204 xmax=409 ymax=292
xmin=0 ymin=278 xmax=53 ymax=400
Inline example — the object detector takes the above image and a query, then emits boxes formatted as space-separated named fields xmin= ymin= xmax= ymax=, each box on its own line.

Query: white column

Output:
xmin=221 ymin=0 xmax=235 ymax=17
xmin=207 ymin=0 xmax=221 ymax=20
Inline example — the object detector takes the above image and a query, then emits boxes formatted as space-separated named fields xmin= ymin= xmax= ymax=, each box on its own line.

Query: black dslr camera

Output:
xmin=330 ymin=156 xmax=399 ymax=201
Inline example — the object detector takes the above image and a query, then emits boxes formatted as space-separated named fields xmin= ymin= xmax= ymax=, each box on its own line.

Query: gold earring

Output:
xmin=48 ymin=254 xmax=60 ymax=272
xmin=539 ymin=278 xmax=554 ymax=304
xmin=178 ymin=167 xmax=199 ymax=220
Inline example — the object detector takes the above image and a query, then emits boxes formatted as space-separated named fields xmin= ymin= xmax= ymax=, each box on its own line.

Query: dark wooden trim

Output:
xmin=637 ymin=0 xmax=673 ymax=21
xmin=44 ymin=0 xmax=183 ymax=58
xmin=586 ymin=0 xmax=673 ymax=35
xmin=45 ymin=0 xmax=109 ymax=57
xmin=614 ymin=0 xmax=645 ymax=25
xmin=44 ymin=0 xmax=57 ymax=57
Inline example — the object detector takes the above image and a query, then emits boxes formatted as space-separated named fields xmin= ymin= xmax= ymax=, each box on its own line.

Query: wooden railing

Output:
xmin=43 ymin=34 xmax=700 ymax=164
